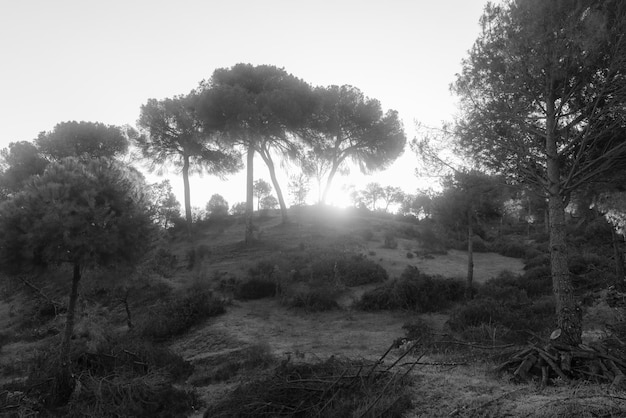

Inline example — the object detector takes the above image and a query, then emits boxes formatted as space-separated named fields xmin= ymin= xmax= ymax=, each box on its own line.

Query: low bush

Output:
xmin=448 ymin=296 xmax=556 ymax=344
xmin=307 ymin=253 xmax=388 ymax=287
xmin=519 ymin=266 xmax=552 ymax=297
xmin=419 ymin=225 xmax=447 ymax=254
xmin=6 ymin=335 xmax=198 ymax=417
xmin=478 ymin=274 xmax=530 ymax=305
xmin=382 ymin=232 xmax=398 ymax=249
xmin=138 ymin=290 xmax=226 ymax=340
xmin=287 ymin=289 xmax=339 ymax=312
xmin=151 ymin=247 xmax=178 ymax=277
xmin=471 ymin=235 xmax=490 ymax=252
xmin=190 ymin=343 xmax=276 ymax=385
xmin=356 ymin=266 xmax=464 ymax=312
xmin=524 ymin=253 xmax=550 ymax=270
xmin=236 ymin=279 xmax=277 ymax=300
xmin=490 ymin=237 xmax=530 ymax=258
xmin=359 ymin=228 xmax=375 ymax=241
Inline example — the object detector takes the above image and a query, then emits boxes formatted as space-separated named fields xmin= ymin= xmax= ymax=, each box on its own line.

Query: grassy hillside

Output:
xmin=1 ymin=205 xmax=625 ymax=417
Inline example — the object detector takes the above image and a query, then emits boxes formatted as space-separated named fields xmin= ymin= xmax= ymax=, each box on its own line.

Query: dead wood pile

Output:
xmin=497 ymin=341 xmax=626 ymax=386
xmin=204 ymin=343 xmax=421 ymax=418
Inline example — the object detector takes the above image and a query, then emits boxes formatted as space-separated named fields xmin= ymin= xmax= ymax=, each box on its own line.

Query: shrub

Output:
xmin=287 ymin=289 xmax=339 ymax=312
xmin=490 ymin=237 xmax=529 ymax=258
xmin=9 ymin=335 xmax=198 ymax=417
xmin=419 ymin=225 xmax=447 ymax=254
xmin=478 ymin=275 xmax=529 ymax=304
xmin=356 ymin=266 xmax=464 ymax=312
xmin=471 ymin=235 xmax=490 ymax=252
xmin=359 ymin=228 xmax=375 ymax=241
xmin=139 ymin=290 xmax=226 ymax=340
xmin=524 ymin=253 xmax=550 ymax=270
xmin=406 ymin=252 xmax=414 ymax=259
xmin=448 ymin=296 xmax=556 ymax=344
xmin=190 ymin=343 xmax=275 ymax=385
xmin=402 ymin=318 xmax=433 ymax=343
xmin=248 ymin=260 xmax=279 ymax=280
xmin=236 ymin=279 xmax=277 ymax=300
xmin=152 ymin=247 xmax=178 ymax=277
xmin=308 ymin=253 xmax=388 ymax=287
xmin=382 ymin=232 xmax=398 ymax=249
xmin=519 ymin=266 xmax=552 ymax=297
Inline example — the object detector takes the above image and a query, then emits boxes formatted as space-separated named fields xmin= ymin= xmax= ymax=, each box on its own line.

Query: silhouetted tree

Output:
xmin=36 ymin=121 xmax=129 ymax=160
xmin=253 ymin=179 xmax=272 ymax=211
xmin=306 ymin=85 xmax=406 ymax=203
xmin=137 ymin=93 xmax=241 ymax=231
xmin=206 ymin=194 xmax=229 ymax=219
xmin=198 ymin=64 xmax=314 ymax=236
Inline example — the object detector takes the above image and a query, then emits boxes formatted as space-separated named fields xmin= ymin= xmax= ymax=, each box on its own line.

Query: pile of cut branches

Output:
xmin=497 ymin=341 xmax=626 ymax=386
xmin=204 ymin=343 xmax=421 ymax=418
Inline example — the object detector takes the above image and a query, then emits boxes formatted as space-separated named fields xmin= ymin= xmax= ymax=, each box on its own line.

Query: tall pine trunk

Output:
xmin=546 ymin=98 xmax=582 ymax=346
xmin=611 ymin=228 xmax=626 ymax=289
xmin=321 ymin=159 xmax=343 ymax=204
xmin=182 ymin=155 xmax=192 ymax=235
xmin=466 ymin=208 xmax=474 ymax=300
xmin=258 ymin=147 xmax=289 ymax=223
xmin=245 ymin=144 xmax=255 ymax=244
xmin=62 ymin=262 xmax=81 ymax=363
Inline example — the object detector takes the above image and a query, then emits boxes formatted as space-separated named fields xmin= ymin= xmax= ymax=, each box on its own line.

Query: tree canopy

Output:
xmin=36 ymin=121 xmax=130 ymax=160
xmin=306 ymin=85 xmax=406 ymax=203
xmin=0 ymin=141 xmax=48 ymax=199
xmin=197 ymin=63 xmax=315 ymax=235
xmin=206 ymin=193 xmax=229 ymax=219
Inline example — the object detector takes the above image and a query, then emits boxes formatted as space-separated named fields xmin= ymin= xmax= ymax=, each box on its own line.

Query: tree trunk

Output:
xmin=546 ymin=98 xmax=582 ymax=346
xmin=182 ymin=155 xmax=192 ymax=235
xmin=466 ymin=209 xmax=474 ymax=300
xmin=321 ymin=162 xmax=341 ymax=204
xmin=611 ymin=228 xmax=626 ymax=289
xmin=62 ymin=262 xmax=81 ymax=363
xmin=258 ymin=147 xmax=289 ymax=223
xmin=245 ymin=144 xmax=255 ymax=244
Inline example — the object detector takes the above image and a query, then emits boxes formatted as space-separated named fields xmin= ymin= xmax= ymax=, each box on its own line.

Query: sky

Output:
xmin=0 ymin=0 xmax=490 ymax=210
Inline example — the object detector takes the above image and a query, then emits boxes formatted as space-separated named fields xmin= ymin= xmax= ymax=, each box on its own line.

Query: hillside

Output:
xmin=1 ymin=206 xmax=625 ymax=417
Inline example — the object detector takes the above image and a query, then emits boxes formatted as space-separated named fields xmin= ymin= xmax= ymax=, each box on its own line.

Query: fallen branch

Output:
xmin=437 ymin=340 xmax=514 ymax=350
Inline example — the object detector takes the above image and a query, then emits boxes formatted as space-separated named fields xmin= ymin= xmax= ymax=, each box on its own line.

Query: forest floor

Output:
xmin=1 ymin=208 xmax=625 ymax=417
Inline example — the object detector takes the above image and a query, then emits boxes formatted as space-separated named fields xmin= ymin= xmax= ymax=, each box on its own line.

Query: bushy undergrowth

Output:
xmin=138 ymin=288 xmax=225 ymax=340
xmin=308 ymin=252 xmax=388 ymax=287
xmin=250 ymin=250 xmax=388 ymax=289
xmin=287 ymin=288 xmax=339 ymax=312
xmin=382 ymin=232 xmax=398 ymax=249
xmin=448 ymin=296 xmax=556 ymax=344
xmin=190 ymin=343 xmax=276 ymax=386
xmin=356 ymin=266 xmax=464 ymax=312
xmin=235 ymin=278 xmax=277 ymax=300
xmin=448 ymin=271 xmax=556 ymax=344
xmin=204 ymin=356 xmax=413 ymax=418
xmin=3 ymin=334 xmax=197 ymax=417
